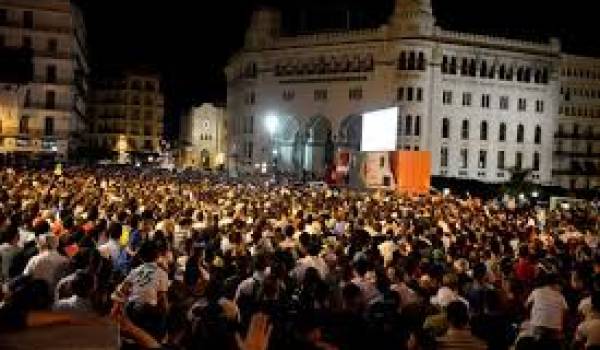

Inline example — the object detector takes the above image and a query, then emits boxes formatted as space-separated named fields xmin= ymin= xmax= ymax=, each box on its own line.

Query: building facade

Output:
xmin=226 ymin=0 xmax=600 ymax=188
xmin=0 ymin=0 xmax=88 ymax=160
xmin=180 ymin=103 xmax=228 ymax=169
xmin=88 ymin=71 xmax=164 ymax=161
xmin=555 ymin=56 xmax=600 ymax=189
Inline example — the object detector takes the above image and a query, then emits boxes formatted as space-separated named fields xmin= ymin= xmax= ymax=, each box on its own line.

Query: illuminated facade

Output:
xmin=227 ymin=0 xmax=600 ymax=188
xmin=554 ymin=56 xmax=600 ymax=189
xmin=0 ymin=0 xmax=88 ymax=160
xmin=180 ymin=103 xmax=228 ymax=169
xmin=88 ymin=71 xmax=164 ymax=160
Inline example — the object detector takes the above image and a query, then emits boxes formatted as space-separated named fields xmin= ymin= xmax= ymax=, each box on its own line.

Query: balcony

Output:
xmin=23 ymin=103 xmax=72 ymax=113
xmin=0 ymin=20 xmax=71 ymax=34
xmin=554 ymin=151 xmax=600 ymax=158
xmin=33 ymin=76 xmax=73 ymax=86
xmin=554 ymin=132 xmax=600 ymax=141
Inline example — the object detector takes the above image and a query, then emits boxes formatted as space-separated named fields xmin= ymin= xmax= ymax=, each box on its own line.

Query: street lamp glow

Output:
xmin=265 ymin=114 xmax=279 ymax=135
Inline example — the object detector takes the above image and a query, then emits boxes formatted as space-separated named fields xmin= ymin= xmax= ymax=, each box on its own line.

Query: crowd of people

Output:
xmin=1 ymin=166 xmax=600 ymax=350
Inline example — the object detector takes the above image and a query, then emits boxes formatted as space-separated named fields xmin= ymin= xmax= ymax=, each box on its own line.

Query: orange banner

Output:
xmin=391 ymin=151 xmax=431 ymax=195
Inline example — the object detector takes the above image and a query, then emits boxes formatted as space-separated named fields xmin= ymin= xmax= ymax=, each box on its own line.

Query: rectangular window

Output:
xmin=533 ymin=152 xmax=540 ymax=171
xmin=46 ymin=65 xmax=57 ymax=83
xmin=0 ymin=9 xmax=7 ymax=25
xmin=247 ymin=141 xmax=253 ymax=158
xmin=19 ymin=116 xmax=29 ymax=134
xmin=479 ymin=150 xmax=487 ymax=169
xmin=443 ymin=90 xmax=452 ymax=105
xmin=248 ymin=115 xmax=254 ymax=134
xmin=518 ymin=98 xmax=527 ymax=111
xmin=500 ymin=96 xmax=509 ymax=110
xmin=535 ymin=100 xmax=544 ymax=113
xmin=283 ymin=90 xmax=295 ymax=101
xmin=47 ymin=38 xmax=58 ymax=54
xmin=462 ymin=92 xmax=472 ymax=106
xmin=23 ymin=10 xmax=33 ymax=29
xmin=349 ymin=88 xmax=362 ymax=100
xmin=440 ymin=147 xmax=448 ymax=167
xmin=515 ymin=152 xmax=523 ymax=170
xmin=497 ymin=151 xmax=505 ymax=170
xmin=416 ymin=88 xmax=423 ymax=102
xmin=481 ymin=94 xmax=490 ymax=108
xmin=397 ymin=87 xmax=405 ymax=101
xmin=407 ymin=87 xmax=414 ymax=101
xmin=379 ymin=156 xmax=385 ymax=169
xmin=460 ymin=148 xmax=468 ymax=169
xmin=44 ymin=117 xmax=54 ymax=136
xmin=46 ymin=90 xmax=56 ymax=109
xmin=23 ymin=35 xmax=32 ymax=48
xmin=314 ymin=89 xmax=328 ymax=101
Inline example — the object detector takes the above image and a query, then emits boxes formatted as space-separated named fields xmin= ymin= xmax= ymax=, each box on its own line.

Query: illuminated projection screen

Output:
xmin=361 ymin=107 xmax=398 ymax=152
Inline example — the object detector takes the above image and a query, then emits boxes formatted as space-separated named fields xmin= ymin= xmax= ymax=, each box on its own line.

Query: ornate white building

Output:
xmin=226 ymin=0 xmax=599 ymax=188
xmin=0 ymin=0 xmax=88 ymax=160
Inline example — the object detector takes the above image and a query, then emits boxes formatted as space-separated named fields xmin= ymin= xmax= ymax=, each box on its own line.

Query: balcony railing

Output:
xmin=554 ymin=151 xmax=600 ymax=158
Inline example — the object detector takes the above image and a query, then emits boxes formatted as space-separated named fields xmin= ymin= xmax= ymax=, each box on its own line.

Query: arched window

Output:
xmin=480 ymin=60 xmax=487 ymax=78
xmin=417 ymin=52 xmax=425 ymax=70
xmin=461 ymin=58 xmax=468 ymax=76
xmin=414 ymin=116 xmax=421 ymax=136
xmin=442 ymin=118 xmax=450 ymax=138
xmin=534 ymin=125 xmax=542 ymax=144
xmin=499 ymin=65 xmax=506 ymax=80
xmin=480 ymin=121 xmax=488 ymax=141
xmin=408 ymin=52 xmax=416 ymax=70
xmin=450 ymin=57 xmax=457 ymax=74
xmin=499 ymin=123 xmax=506 ymax=142
xmin=469 ymin=59 xmax=477 ymax=77
xmin=517 ymin=124 xmax=525 ymax=143
xmin=461 ymin=120 xmax=469 ymax=140
xmin=524 ymin=68 xmax=531 ymax=82
xmin=399 ymin=52 xmax=407 ymax=70
xmin=534 ymin=69 xmax=542 ymax=83
xmin=405 ymin=115 xmax=412 ymax=136
xmin=517 ymin=67 xmax=524 ymax=81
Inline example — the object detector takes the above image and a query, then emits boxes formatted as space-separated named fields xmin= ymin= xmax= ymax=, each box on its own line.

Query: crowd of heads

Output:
xmin=1 ymin=166 xmax=600 ymax=349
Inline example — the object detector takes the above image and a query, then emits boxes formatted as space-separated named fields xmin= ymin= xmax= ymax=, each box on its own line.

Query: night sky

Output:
xmin=81 ymin=0 xmax=600 ymax=139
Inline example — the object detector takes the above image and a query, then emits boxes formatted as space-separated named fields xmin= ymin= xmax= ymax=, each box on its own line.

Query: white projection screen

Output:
xmin=361 ymin=107 xmax=398 ymax=152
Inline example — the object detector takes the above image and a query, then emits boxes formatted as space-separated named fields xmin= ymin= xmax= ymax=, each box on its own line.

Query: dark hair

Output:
xmin=107 ymin=221 xmax=122 ymax=240
xmin=0 ymin=224 xmax=19 ymax=244
xmin=446 ymin=301 xmax=469 ymax=328
xmin=138 ymin=240 xmax=159 ymax=263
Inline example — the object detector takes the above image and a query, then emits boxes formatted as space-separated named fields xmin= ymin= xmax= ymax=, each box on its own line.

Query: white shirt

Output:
xmin=526 ymin=286 xmax=568 ymax=330
xmin=23 ymin=250 xmax=68 ymax=289
xmin=235 ymin=271 xmax=267 ymax=302
xmin=98 ymin=239 xmax=120 ymax=263
xmin=124 ymin=262 xmax=169 ymax=306
xmin=292 ymin=255 xmax=329 ymax=282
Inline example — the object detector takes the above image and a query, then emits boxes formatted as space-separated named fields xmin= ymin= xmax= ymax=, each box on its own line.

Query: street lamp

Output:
xmin=264 ymin=114 xmax=279 ymax=172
